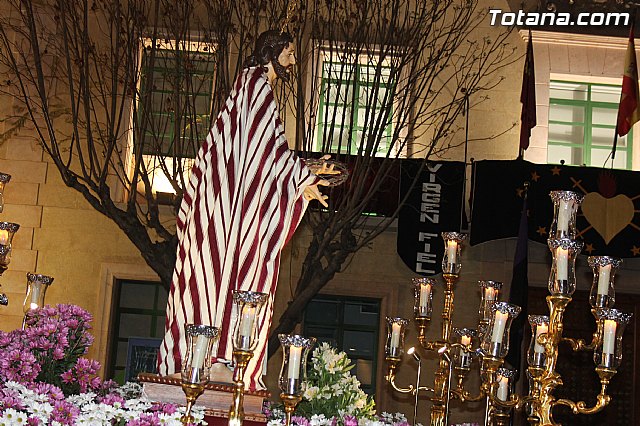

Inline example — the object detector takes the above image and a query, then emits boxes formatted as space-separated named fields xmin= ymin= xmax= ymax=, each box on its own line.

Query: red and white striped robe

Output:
xmin=158 ymin=67 xmax=318 ymax=389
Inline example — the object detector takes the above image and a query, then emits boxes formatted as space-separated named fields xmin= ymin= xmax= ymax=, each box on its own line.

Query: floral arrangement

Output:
xmin=265 ymin=343 xmax=402 ymax=426
xmin=0 ymin=304 xmax=206 ymax=425
xmin=0 ymin=381 xmax=205 ymax=425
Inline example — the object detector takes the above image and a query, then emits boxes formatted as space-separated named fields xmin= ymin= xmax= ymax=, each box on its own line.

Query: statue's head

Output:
xmin=245 ymin=30 xmax=295 ymax=82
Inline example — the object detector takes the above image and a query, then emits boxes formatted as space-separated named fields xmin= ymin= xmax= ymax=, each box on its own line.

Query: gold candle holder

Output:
xmin=0 ymin=221 xmax=20 ymax=277
xmin=0 ymin=172 xmax=11 ymax=213
xmin=228 ymin=290 xmax=268 ymax=426
xmin=180 ymin=324 xmax=219 ymax=424
xmin=278 ymin=334 xmax=316 ymax=426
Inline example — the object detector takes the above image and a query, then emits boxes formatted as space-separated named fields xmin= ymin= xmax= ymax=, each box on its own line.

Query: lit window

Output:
xmin=548 ymin=81 xmax=632 ymax=170
xmin=134 ymin=39 xmax=216 ymax=195
xmin=315 ymin=49 xmax=396 ymax=157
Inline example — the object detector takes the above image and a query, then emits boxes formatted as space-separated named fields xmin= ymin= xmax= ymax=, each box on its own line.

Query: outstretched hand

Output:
xmin=303 ymin=179 xmax=330 ymax=207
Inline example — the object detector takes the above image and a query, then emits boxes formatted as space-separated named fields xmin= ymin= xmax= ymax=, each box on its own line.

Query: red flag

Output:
xmin=617 ymin=24 xmax=640 ymax=137
xmin=519 ymin=30 xmax=537 ymax=155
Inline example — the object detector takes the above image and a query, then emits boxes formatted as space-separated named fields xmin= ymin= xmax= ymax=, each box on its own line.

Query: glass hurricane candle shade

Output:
xmin=413 ymin=277 xmax=436 ymax=319
xmin=441 ymin=232 xmax=466 ymax=275
xmin=549 ymin=191 xmax=583 ymax=239
xmin=496 ymin=367 xmax=516 ymax=402
xmin=593 ymin=308 xmax=632 ymax=370
xmin=0 ymin=172 xmax=10 ymax=214
xmin=385 ymin=316 xmax=409 ymax=358
xmin=453 ymin=327 xmax=477 ymax=369
xmin=481 ymin=302 xmax=521 ymax=358
xmin=231 ymin=290 xmax=268 ymax=352
xmin=588 ymin=256 xmax=621 ymax=309
xmin=23 ymin=273 xmax=53 ymax=314
xmin=278 ymin=334 xmax=316 ymax=396
xmin=527 ymin=315 xmax=550 ymax=369
xmin=182 ymin=324 xmax=219 ymax=384
xmin=0 ymin=222 xmax=20 ymax=272
xmin=548 ymin=238 xmax=583 ymax=296
xmin=478 ymin=280 xmax=503 ymax=325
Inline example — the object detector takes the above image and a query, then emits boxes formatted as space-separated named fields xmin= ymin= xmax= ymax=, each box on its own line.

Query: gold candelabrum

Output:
xmin=384 ymin=191 xmax=633 ymax=426
xmin=278 ymin=334 xmax=316 ymax=426
xmin=180 ymin=323 xmax=219 ymax=424
xmin=0 ymin=172 xmax=19 ymax=307
xmin=228 ymin=290 xmax=269 ymax=426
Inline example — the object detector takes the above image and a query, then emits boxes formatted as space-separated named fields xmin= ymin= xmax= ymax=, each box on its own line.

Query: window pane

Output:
xmin=549 ymin=104 xmax=585 ymax=123
xmin=354 ymin=359 xmax=373 ymax=386
xmin=549 ymin=82 xmax=588 ymax=101
xmin=116 ymin=341 xmax=129 ymax=365
xmin=155 ymin=317 xmax=166 ymax=337
xmin=326 ymin=83 xmax=353 ymax=105
xmin=592 ymin=107 xmax=618 ymax=126
xmin=120 ymin=283 xmax=156 ymax=310
xmin=306 ymin=300 xmax=339 ymax=324
xmin=119 ymin=314 xmax=152 ymax=338
xmin=549 ymin=123 xmax=584 ymax=145
xmin=548 ymin=144 xmax=583 ymax=165
xmin=343 ymin=330 xmax=376 ymax=357
xmin=591 ymin=148 xmax=626 ymax=168
xmin=592 ymin=127 xmax=619 ymax=147
xmin=344 ymin=302 xmax=379 ymax=326
xmin=591 ymin=85 xmax=621 ymax=103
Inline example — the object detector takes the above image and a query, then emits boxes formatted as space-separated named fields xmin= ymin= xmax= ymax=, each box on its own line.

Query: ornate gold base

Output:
xmin=280 ymin=393 xmax=303 ymax=426
xmin=180 ymin=381 xmax=205 ymax=424
xmin=228 ymin=349 xmax=254 ymax=426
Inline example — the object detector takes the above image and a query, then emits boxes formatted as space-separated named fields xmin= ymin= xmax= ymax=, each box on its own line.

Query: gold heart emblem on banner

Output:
xmin=581 ymin=193 xmax=634 ymax=244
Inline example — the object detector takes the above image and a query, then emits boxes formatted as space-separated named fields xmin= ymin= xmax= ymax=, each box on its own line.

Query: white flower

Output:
xmin=268 ymin=420 xmax=285 ymax=426
xmin=309 ymin=414 xmax=333 ymax=426
xmin=303 ymin=385 xmax=319 ymax=399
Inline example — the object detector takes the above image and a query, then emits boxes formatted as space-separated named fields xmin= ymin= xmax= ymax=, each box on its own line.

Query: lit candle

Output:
xmin=597 ymin=264 xmax=612 ymax=296
xmin=288 ymin=345 xmax=302 ymax=380
xmin=485 ymin=287 xmax=497 ymax=302
xmin=491 ymin=310 xmax=508 ymax=343
xmin=446 ymin=240 xmax=458 ymax=264
xmin=557 ymin=200 xmax=570 ymax=233
xmin=0 ymin=230 xmax=8 ymax=245
xmin=497 ymin=375 xmax=509 ymax=401
xmin=239 ymin=306 xmax=256 ymax=339
xmin=556 ymin=247 xmax=568 ymax=281
xmin=419 ymin=283 xmax=431 ymax=314
xmin=390 ymin=323 xmax=401 ymax=349
xmin=602 ymin=319 xmax=616 ymax=356
xmin=30 ymin=285 xmax=42 ymax=308
xmin=533 ymin=323 xmax=548 ymax=354
xmin=191 ymin=335 xmax=209 ymax=368
xmin=461 ymin=335 xmax=471 ymax=347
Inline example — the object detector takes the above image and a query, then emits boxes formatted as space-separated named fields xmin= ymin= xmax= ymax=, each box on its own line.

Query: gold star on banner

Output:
xmin=550 ymin=166 xmax=561 ymax=175
xmin=632 ymin=246 xmax=640 ymax=256
xmin=584 ymin=243 xmax=595 ymax=254
xmin=537 ymin=226 xmax=547 ymax=237
xmin=530 ymin=171 xmax=540 ymax=182
xmin=516 ymin=187 xmax=524 ymax=197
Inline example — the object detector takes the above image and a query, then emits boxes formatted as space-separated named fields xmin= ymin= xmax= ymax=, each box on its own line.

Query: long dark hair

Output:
xmin=244 ymin=30 xmax=293 ymax=69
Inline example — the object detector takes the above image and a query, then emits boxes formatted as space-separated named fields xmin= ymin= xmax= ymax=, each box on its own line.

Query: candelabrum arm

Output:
xmin=554 ymin=394 xmax=611 ymax=415
xmin=561 ymin=336 xmax=595 ymax=351
xmin=554 ymin=366 xmax=615 ymax=415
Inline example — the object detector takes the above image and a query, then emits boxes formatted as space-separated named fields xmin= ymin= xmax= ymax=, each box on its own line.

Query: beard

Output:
xmin=273 ymin=61 xmax=291 ymax=82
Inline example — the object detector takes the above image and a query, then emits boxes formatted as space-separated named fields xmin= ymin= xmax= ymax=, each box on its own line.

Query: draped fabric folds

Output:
xmin=159 ymin=67 xmax=318 ymax=390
